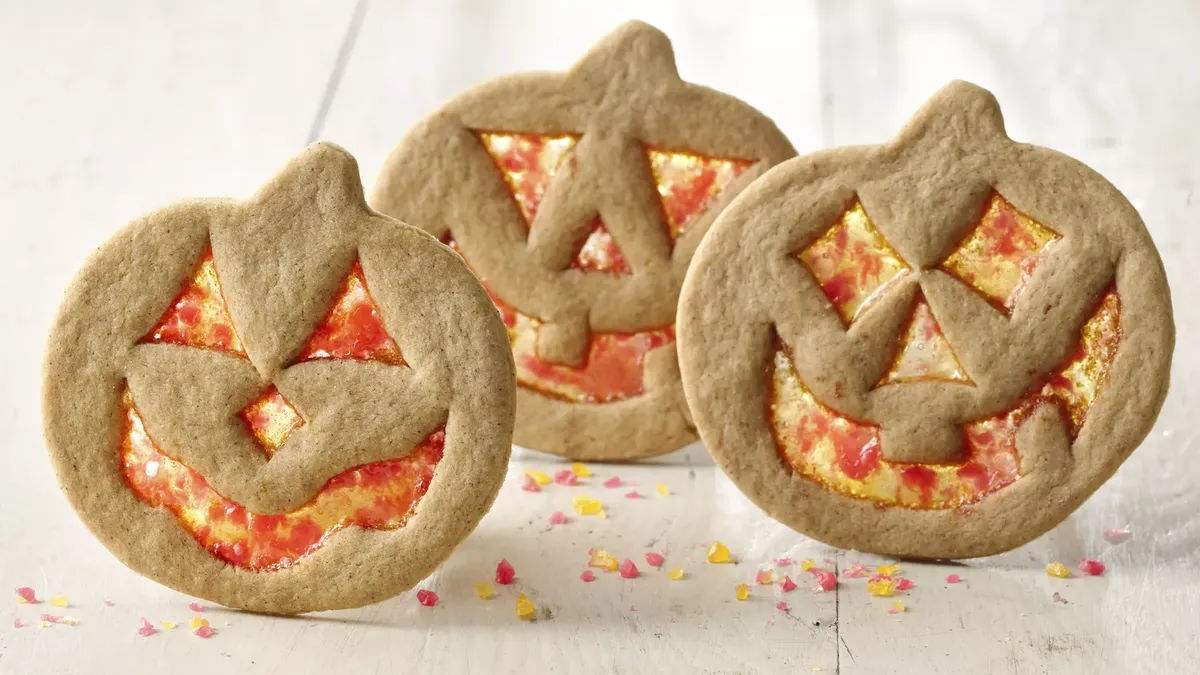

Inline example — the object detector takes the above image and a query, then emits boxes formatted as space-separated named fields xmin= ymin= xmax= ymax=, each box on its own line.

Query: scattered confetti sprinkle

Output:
xmin=875 ymin=564 xmax=900 ymax=576
xmin=474 ymin=581 xmax=495 ymax=599
xmin=1079 ymin=559 xmax=1106 ymax=576
xmin=137 ymin=617 xmax=156 ymax=637
xmin=800 ymin=559 xmax=815 ymax=572
xmin=39 ymin=614 xmax=63 ymax=624
xmin=521 ymin=474 xmax=541 ymax=492
xmin=525 ymin=469 xmax=551 ymax=486
xmin=603 ymin=476 xmax=623 ymax=488
xmin=548 ymin=511 xmax=567 ymax=525
xmin=220 ymin=653 xmax=231 ymax=658
xmin=668 ymin=567 xmax=685 ymax=581
xmin=812 ymin=569 xmax=838 ymax=592
xmin=190 ymin=617 xmax=210 ymax=629
xmin=496 ymin=559 xmax=517 ymax=584
xmin=553 ymin=469 xmax=579 ymax=486
xmin=776 ymin=557 xmax=794 ymax=566
xmin=572 ymin=494 xmax=605 ymax=516
xmin=843 ymin=563 xmax=869 ymax=578
xmin=619 ymin=559 xmax=640 ymax=579
xmin=946 ymin=574 xmax=963 ymax=584
xmin=735 ymin=584 xmax=751 ymax=601
xmin=161 ymin=621 xmax=178 ymax=630
xmin=580 ymin=570 xmax=595 ymax=582
xmin=62 ymin=617 xmax=79 ymax=626
xmin=416 ymin=590 xmax=438 ymax=607
xmin=570 ymin=462 xmax=592 ymax=477
xmin=49 ymin=595 xmax=68 ymax=608
xmin=656 ymin=482 xmax=671 ymax=496
xmin=14 ymin=587 xmax=37 ymax=604
xmin=867 ymin=576 xmax=896 ymax=597
xmin=624 ymin=490 xmax=642 ymax=499
xmin=756 ymin=569 xmax=775 ymax=585
xmin=1052 ymin=592 xmax=1069 ymax=604
xmin=1104 ymin=527 xmax=1132 ymax=544
xmin=889 ymin=600 xmax=906 ymax=614
xmin=13 ymin=618 xmax=24 ymax=629
xmin=589 ymin=548 xmax=620 ymax=572
xmin=188 ymin=602 xmax=205 ymax=612
xmin=39 ymin=621 xmax=50 ymax=628
xmin=645 ymin=552 xmax=665 ymax=567
xmin=516 ymin=593 xmax=536 ymax=621
xmin=194 ymin=626 xmax=217 ymax=638
xmin=895 ymin=578 xmax=915 ymax=591
xmin=780 ymin=576 xmax=798 ymax=592
xmin=1046 ymin=562 xmax=1071 ymax=579
xmin=104 ymin=600 xmax=115 ymax=607
xmin=776 ymin=601 xmax=790 ymax=612
xmin=706 ymin=541 xmax=732 ymax=563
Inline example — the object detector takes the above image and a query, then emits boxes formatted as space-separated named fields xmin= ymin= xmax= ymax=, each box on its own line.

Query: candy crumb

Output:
xmin=603 ymin=476 xmax=622 ymax=488
xmin=589 ymin=548 xmax=620 ymax=572
xmin=137 ymin=617 xmax=156 ymax=637
xmin=888 ymin=600 xmax=906 ymax=614
xmin=496 ymin=559 xmax=517 ymax=584
xmin=946 ymin=574 xmax=963 ymax=584
xmin=655 ymin=482 xmax=671 ymax=496
xmin=190 ymin=617 xmax=209 ymax=629
xmin=624 ymin=490 xmax=642 ymax=499
xmin=619 ymin=559 xmax=639 ymax=579
xmin=1052 ymin=592 xmax=1069 ymax=604
xmin=474 ymin=581 xmax=495 ymax=599
xmin=1079 ymin=559 xmax=1106 ymax=576
xmin=521 ymin=474 xmax=541 ymax=492
xmin=645 ymin=552 xmax=665 ymax=567
xmin=548 ymin=510 xmax=568 ymax=525
xmin=161 ymin=621 xmax=177 ymax=629
xmin=570 ymin=462 xmax=592 ymax=477
xmin=1103 ymin=527 xmax=1132 ymax=544
xmin=706 ymin=542 xmax=732 ymax=563
xmin=843 ymin=563 xmax=869 ymax=578
xmin=735 ymin=584 xmax=751 ymax=601
xmin=525 ymin=470 xmax=551 ymax=486
xmin=867 ymin=576 xmax=896 ymax=597
xmin=668 ymin=567 xmax=685 ymax=581
xmin=15 ymin=587 xmax=37 ymax=604
xmin=13 ymin=618 xmax=23 ymax=628
xmin=756 ymin=569 xmax=775 ymax=585
xmin=1046 ymin=562 xmax=1071 ymax=579
xmin=571 ymin=494 xmax=605 ymax=516
xmin=553 ymin=469 xmax=578 ymax=486
xmin=194 ymin=626 xmax=216 ymax=639
xmin=62 ymin=617 xmax=79 ymax=626
xmin=516 ymin=593 xmax=536 ymax=621
xmin=416 ymin=590 xmax=438 ymax=607
xmin=580 ymin=570 xmax=595 ymax=582
xmin=104 ymin=599 xmax=115 ymax=607
xmin=895 ymin=577 xmax=915 ymax=591
xmin=49 ymin=595 xmax=68 ymax=608
xmin=780 ymin=576 xmax=797 ymax=592
xmin=800 ymin=559 xmax=815 ymax=571
xmin=812 ymin=569 xmax=838 ymax=592
xmin=39 ymin=621 xmax=50 ymax=628
xmin=188 ymin=602 xmax=205 ymax=612
xmin=776 ymin=557 xmax=793 ymax=566
xmin=776 ymin=601 xmax=790 ymax=612
xmin=875 ymin=564 xmax=900 ymax=576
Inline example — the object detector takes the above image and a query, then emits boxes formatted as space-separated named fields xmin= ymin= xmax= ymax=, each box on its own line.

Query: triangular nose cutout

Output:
xmin=569 ymin=216 xmax=631 ymax=275
xmin=875 ymin=293 xmax=973 ymax=387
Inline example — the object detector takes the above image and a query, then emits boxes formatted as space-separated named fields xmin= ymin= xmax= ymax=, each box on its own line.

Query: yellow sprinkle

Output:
xmin=867 ymin=577 xmax=896 ymax=597
xmin=706 ymin=541 xmax=732 ymax=563
xmin=572 ymin=494 xmax=604 ymax=516
xmin=656 ymin=482 xmax=671 ymax=496
xmin=525 ymin=470 xmax=551 ymax=486
xmin=589 ymin=548 xmax=620 ymax=571
xmin=62 ymin=617 xmax=79 ymax=626
xmin=1046 ymin=562 xmax=1071 ymax=578
xmin=800 ymin=559 xmax=816 ymax=572
xmin=49 ymin=595 xmax=68 ymax=608
xmin=597 ymin=508 xmax=607 ymax=519
xmin=668 ymin=567 xmax=685 ymax=581
xmin=890 ymin=600 xmax=906 ymax=613
xmin=735 ymin=584 xmax=751 ymax=601
xmin=570 ymin=462 xmax=592 ymax=478
xmin=39 ymin=621 xmax=51 ymax=628
xmin=875 ymin=564 xmax=900 ymax=577
xmin=474 ymin=581 xmax=495 ymax=600
xmin=516 ymin=593 xmax=536 ymax=621
xmin=161 ymin=621 xmax=178 ymax=630
xmin=189 ymin=617 xmax=209 ymax=629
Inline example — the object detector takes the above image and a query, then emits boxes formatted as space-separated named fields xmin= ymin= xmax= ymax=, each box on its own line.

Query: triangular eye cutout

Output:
xmin=569 ymin=216 xmax=632 ymax=275
xmin=875 ymin=293 xmax=973 ymax=387
xmin=293 ymin=259 xmax=405 ymax=366
xmin=139 ymin=245 xmax=247 ymax=358
xmin=476 ymin=131 xmax=580 ymax=228
xmin=645 ymin=147 xmax=753 ymax=244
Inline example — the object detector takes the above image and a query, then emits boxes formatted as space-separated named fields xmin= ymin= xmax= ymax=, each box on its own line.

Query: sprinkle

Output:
xmin=39 ymin=621 xmax=50 ymax=628
xmin=13 ymin=619 xmax=23 ymax=628
xmin=474 ymin=581 xmax=495 ymax=599
xmin=1104 ymin=527 xmax=1132 ymax=544
xmin=800 ymin=559 xmax=815 ymax=572
xmin=888 ymin=600 xmax=906 ymax=614
xmin=62 ymin=617 xmax=79 ymax=626
xmin=624 ymin=490 xmax=642 ymax=499
xmin=14 ymin=587 xmax=37 ymax=604
xmin=1046 ymin=562 xmax=1071 ymax=579
xmin=104 ymin=599 xmax=115 ymax=607
xmin=645 ymin=552 xmax=665 ymax=567
xmin=570 ymin=462 xmax=592 ymax=477
xmin=735 ymin=584 xmax=751 ymax=601
xmin=589 ymin=548 xmax=620 ymax=572
xmin=40 ymin=614 xmax=63 ymax=624
xmin=137 ymin=617 xmax=156 ymax=637
xmin=220 ymin=653 xmax=231 ymax=658
xmin=756 ymin=569 xmax=775 ymax=585
xmin=548 ymin=510 xmax=567 ymax=525
xmin=629 ymin=605 xmax=637 ymax=612
xmin=521 ymin=474 xmax=541 ymax=492
xmin=161 ymin=621 xmax=178 ymax=630
xmin=553 ymin=469 xmax=578 ymax=486
xmin=571 ymin=494 xmax=605 ymax=516
xmin=1052 ymin=592 xmax=1069 ymax=604
xmin=875 ymin=564 xmax=900 ymax=576
xmin=496 ymin=559 xmax=516 ymax=584
xmin=780 ymin=576 xmax=797 ymax=592
xmin=895 ymin=578 xmax=915 ymax=591
xmin=194 ymin=626 xmax=216 ymax=638
xmin=843 ymin=563 xmax=869 ymax=578
xmin=1079 ymin=559 xmax=1106 ymax=576
xmin=188 ymin=602 xmax=205 ymax=612
xmin=670 ymin=617 xmax=679 ymax=623
xmin=525 ymin=469 xmax=551 ymax=486
xmin=668 ymin=567 xmax=685 ymax=581
xmin=776 ymin=557 xmax=793 ymax=566
xmin=603 ymin=476 xmax=623 ymax=488
xmin=706 ymin=541 xmax=732 ymax=563
xmin=190 ymin=616 xmax=209 ymax=629
xmin=812 ymin=569 xmax=837 ymax=592
xmin=619 ymin=559 xmax=639 ymax=579
xmin=867 ymin=576 xmax=896 ymax=597
xmin=516 ymin=593 xmax=536 ymax=621
xmin=416 ymin=589 xmax=438 ymax=607
xmin=776 ymin=601 xmax=790 ymax=612
xmin=656 ymin=482 xmax=671 ymax=496
xmin=580 ymin=570 xmax=595 ymax=582
xmin=49 ymin=595 xmax=68 ymax=608
xmin=946 ymin=574 xmax=963 ymax=584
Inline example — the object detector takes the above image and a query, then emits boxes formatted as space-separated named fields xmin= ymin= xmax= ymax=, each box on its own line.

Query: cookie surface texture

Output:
xmin=371 ymin=21 xmax=795 ymax=460
xmin=678 ymin=81 xmax=1173 ymax=558
xmin=43 ymin=143 xmax=516 ymax=613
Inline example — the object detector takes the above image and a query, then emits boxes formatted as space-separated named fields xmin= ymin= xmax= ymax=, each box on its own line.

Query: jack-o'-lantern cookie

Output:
xmin=372 ymin=21 xmax=795 ymax=460
xmin=43 ymin=143 xmax=515 ymax=613
xmin=678 ymin=81 xmax=1173 ymax=558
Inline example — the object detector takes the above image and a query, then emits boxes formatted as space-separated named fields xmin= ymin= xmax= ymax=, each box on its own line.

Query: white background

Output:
xmin=1 ymin=1 xmax=1197 ymax=673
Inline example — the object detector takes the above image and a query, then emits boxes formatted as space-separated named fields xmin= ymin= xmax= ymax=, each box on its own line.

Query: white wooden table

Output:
xmin=2 ymin=1 xmax=1196 ymax=673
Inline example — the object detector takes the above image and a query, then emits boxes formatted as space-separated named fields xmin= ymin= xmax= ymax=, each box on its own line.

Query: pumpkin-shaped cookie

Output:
xmin=43 ymin=143 xmax=515 ymax=613
xmin=678 ymin=82 xmax=1173 ymax=558
xmin=372 ymin=21 xmax=795 ymax=460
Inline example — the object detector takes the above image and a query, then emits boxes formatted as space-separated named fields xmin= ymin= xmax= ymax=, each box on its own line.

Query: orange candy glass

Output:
xmin=876 ymin=294 xmax=972 ymax=386
xmin=646 ymin=148 xmax=752 ymax=242
xmin=570 ymin=216 xmax=631 ymax=276
xmin=237 ymin=386 xmax=305 ymax=458
xmin=140 ymin=247 xmax=247 ymax=358
xmin=476 ymin=131 xmax=578 ymax=227
xmin=293 ymin=260 xmax=405 ymax=366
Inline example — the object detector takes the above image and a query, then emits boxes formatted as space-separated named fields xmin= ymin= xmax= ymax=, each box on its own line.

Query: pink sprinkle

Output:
xmin=40 ymin=614 xmax=63 ymax=624
xmin=645 ymin=552 xmax=665 ymax=567
xmin=496 ymin=559 xmax=516 ymax=585
xmin=630 ymin=605 xmax=637 ymax=612
xmin=780 ymin=576 xmax=797 ymax=592
xmin=812 ymin=569 xmax=837 ymax=592
xmin=194 ymin=626 xmax=216 ymax=638
xmin=842 ymin=563 xmax=869 ymax=578
xmin=776 ymin=601 xmax=790 ymax=612
xmin=624 ymin=490 xmax=642 ymax=499
xmin=553 ymin=469 xmax=578 ymax=486
xmin=548 ymin=511 xmax=568 ymax=525
xmin=619 ymin=559 xmax=639 ymax=579
xmin=220 ymin=652 xmax=231 ymax=658
xmin=946 ymin=574 xmax=962 ymax=584
xmin=416 ymin=590 xmax=438 ymax=607
xmin=824 ymin=558 xmax=835 ymax=564
xmin=755 ymin=569 xmax=774 ymax=584
xmin=1079 ymin=559 xmax=1106 ymax=576
xmin=895 ymin=578 xmax=915 ymax=591
xmin=775 ymin=557 xmax=793 ymax=566
xmin=1104 ymin=527 xmax=1132 ymax=544
xmin=103 ymin=599 xmax=115 ymax=607
xmin=189 ymin=602 xmax=205 ymax=612
xmin=136 ymin=617 xmax=156 ymax=637
xmin=580 ymin=570 xmax=595 ymax=582
xmin=521 ymin=474 xmax=540 ymax=492
xmin=669 ymin=617 xmax=679 ymax=623
xmin=14 ymin=587 xmax=37 ymax=604
xmin=603 ymin=476 xmax=623 ymax=488
xmin=13 ymin=618 xmax=24 ymax=628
